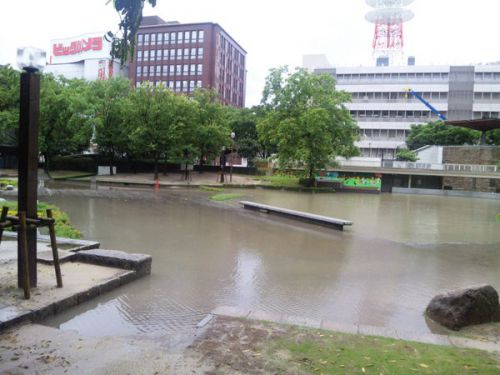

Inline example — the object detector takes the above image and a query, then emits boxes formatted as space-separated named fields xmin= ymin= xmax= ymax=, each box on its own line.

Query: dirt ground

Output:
xmin=0 ymin=316 xmax=301 ymax=375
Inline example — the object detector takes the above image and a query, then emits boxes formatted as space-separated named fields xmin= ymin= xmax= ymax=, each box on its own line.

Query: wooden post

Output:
xmin=19 ymin=212 xmax=31 ymax=299
xmin=18 ymin=71 xmax=40 ymax=288
xmin=0 ymin=206 xmax=8 ymax=246
xmin=46 ymin=209 xmax=63 ymax=288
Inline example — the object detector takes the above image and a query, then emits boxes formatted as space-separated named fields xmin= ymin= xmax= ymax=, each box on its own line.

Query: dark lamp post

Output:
xmin=17 ymin=47 xmax=45 ymax=288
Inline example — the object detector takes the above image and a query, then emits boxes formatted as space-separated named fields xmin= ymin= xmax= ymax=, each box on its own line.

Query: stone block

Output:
xmin=75 ymin=249 xmax=152 ymax=275
xmin=31 ymin=303 xmax=55 ymax=322
xmin=54 ymin=295 xmax=78 ymax=314
xmin=426 ymin=284 xmax=500 ymax=330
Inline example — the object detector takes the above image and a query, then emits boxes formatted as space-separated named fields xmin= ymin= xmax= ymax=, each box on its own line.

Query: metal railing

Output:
xmin=381 ymin=161 xmax=498 ymax=173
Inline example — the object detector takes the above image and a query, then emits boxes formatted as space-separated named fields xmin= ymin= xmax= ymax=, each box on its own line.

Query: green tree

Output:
xmin=39 ymin=75 xmax=93 ymax=174
xmin=127 ymin=83 xmax=191 ymax=180
xmin=108 ymin=0 xmax=157 ymax=65
xmin=0 ymin=65 xmax=20 ymax=145
xmin=396 ymin=148 xmax=418 ymax=162
xmin=257 ymin=67 xmax=358 ymax=183
xmin=229 ymin=107 xmax=265 ymax=163
xmin=91 ymin=78 xmax=131 ymax=175
xmin=406 ymin=121 xmax=480 ymax=150
xmin=190 ymin=89 xmax=231 ymax=169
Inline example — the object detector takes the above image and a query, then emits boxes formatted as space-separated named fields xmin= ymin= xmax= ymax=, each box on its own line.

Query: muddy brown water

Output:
xmin=41 ymin=185 xmax=500 ymax=337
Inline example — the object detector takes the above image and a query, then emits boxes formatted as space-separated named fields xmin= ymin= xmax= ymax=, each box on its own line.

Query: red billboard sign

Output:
xmin=53 ymin=37 xmax=103 ymax=57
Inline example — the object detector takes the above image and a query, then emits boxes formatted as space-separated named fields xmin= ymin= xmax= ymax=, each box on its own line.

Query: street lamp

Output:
xmin=16 ymin=46 xmax=45 ymax=288
xmin=230 ymin=132 xmax=236 ymax=182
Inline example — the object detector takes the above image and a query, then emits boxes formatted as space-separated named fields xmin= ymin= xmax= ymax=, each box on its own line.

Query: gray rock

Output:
xmin=75 ymin=249 xmax=152 ymax=276
xmin=426 ymin=285 xmax=500 ymax=330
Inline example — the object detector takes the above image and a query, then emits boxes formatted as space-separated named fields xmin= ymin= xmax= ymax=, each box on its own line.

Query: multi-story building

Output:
xmin=45 ymin=32 xmax=125 ymax=80
xmin=130 ymin=16 xmax=246 ymax=107
xmin=309 ymin=57 xmax=500 ymax=159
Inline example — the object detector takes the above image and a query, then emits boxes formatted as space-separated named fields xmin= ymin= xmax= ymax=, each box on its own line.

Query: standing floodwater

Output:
xmin=43 ymin=187 xmax=500 ymax=337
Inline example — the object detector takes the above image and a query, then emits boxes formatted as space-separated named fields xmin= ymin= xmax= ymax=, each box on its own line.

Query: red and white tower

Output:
xmin=365 ymin=0 xmax=414 ymax=63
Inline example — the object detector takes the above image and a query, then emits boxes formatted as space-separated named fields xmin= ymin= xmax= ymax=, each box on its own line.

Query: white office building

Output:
xmin=308 ymin=57 xmax=500 ymax=159
xmin=44 ymin=32 xmax=126 ymax=80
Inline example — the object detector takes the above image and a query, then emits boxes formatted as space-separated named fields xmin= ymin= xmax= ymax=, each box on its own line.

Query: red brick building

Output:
xmin=129 ymin=16 xmax=247 ymax=107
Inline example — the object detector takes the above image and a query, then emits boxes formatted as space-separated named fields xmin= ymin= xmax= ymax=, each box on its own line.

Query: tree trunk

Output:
xmin=198 ymin=154 xmax=204 ymax=174
xmin=44 ymin=153 xmax=52 ymax=179
xmin=109 ymin=153 xmax=114 ymax=176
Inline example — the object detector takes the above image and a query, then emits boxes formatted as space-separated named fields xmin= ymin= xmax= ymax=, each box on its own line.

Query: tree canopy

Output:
xmin=257 ymin=66 xmax=358 ymax=181
xmin=0 ymin=65 xmax=20 ymax=145
xmin=405 ymin=121 xmax=500 ymax=150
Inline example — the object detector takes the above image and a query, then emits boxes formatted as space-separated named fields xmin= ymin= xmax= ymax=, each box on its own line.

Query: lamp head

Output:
xmin=17 ymin=47 xmax=46 ymax=72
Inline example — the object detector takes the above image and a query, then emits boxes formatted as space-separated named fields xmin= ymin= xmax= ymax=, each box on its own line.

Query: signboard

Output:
xmin=50 ymin=32 xmax=111 ymax=64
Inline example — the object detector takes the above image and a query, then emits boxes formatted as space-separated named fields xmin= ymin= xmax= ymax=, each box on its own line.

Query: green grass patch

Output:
xmin=0 ymin=200 xmax=82 ymax=239
xmin=50 ymin=171 xmax=95 ymax=180
xmin=267 ymin=326 xmax=499 ymax=374
xmin=0 ymin=179 xmax=17 ymax=189
xmin=209 ymin=193 xmax=243 ymax=202
xmin=254 ymin=175 xmax=301 ymax=188
xmin=200 ymin=185 xmax=225 ymax=193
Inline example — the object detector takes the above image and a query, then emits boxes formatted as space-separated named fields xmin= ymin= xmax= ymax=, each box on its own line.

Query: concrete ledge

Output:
xmin=240 ymin=201 xmax=353 ymax=231
xmin=393 ymin=187 xmax=500 ymax=200
xmin=75 ymin=249 xmax=152 ymax=276
xmin=2 ymin=231 xmax=101 ymax=252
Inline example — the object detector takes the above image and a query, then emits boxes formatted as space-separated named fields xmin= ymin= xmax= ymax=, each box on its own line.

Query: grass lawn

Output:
xmin=209 ymin=193 xmax=243 ymax=202
xmin=49 ymin=170 xmax=95 ymax=180
xmin=254 ymin=175 xmax=301 ymax=188
xmin=266 ymin=325 xmax=500 ymax=374
xmin=0 ymin=178 xmax=17 ymax=189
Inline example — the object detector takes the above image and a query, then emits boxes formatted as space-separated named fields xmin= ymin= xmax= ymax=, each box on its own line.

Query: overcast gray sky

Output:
xmin=1 ymin=0 xmax=499 ymax=106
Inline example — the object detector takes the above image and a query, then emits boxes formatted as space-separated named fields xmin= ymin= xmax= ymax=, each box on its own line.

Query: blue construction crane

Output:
xmin=404 ymin=89 xmax=447 ymax=121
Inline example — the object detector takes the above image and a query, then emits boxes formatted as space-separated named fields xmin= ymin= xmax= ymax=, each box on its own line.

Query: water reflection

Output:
xmin=42 ymin=187 xmax=500 ymax=337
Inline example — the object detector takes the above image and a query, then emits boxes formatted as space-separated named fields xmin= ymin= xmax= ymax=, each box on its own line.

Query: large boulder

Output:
xmin=426 ymin=285 xmax=500 ymax=330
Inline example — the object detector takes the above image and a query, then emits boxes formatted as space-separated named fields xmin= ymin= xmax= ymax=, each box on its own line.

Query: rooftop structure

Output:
xmin=365 ymin=0 xmax=415 ymax=64
xmin=129 ymin=16 xmax=247 ymax=107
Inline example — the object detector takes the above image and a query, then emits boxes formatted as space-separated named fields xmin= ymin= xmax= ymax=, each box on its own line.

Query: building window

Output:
xmin=157 ymin=49 xmax=162 ymax=60
xmin=177 ymin=32 xmax=183 ymax=43
xmin=196 ymin=80 xmax=202 ymax=88
xmin=177 ymin=49 xmax=182 ymax=60
xmin=176 ymin=65 xmax=182 ymax=75
xmin=162 ymin=65 xmax=167 ymax=75
xmin=151 ymin=33 xmax=156 ymax=45
xmin=136 ymin=81 xmax=141 ymax=88
xmin=176 ymin=81 xmax=181 ymax=91
xmin=197 ymin=48 xmax=203 ymax=59
xmin=143 ymin=50 xmax=149 ymax=61
xmin=171 ymin=32 xmax=176 ymax=44
xmin=197 ymin=64 xmax=203 ymax=75
xmin=191 ymin=48 xmax=196 ymax=59
xmin=183 ymin=65 xmax=189 ymax=76
xmin=136 ymin=66 xmax=141 ymax=77
xmin=138 ymin=34 xmax=143 ymax=46
xmin=144 ymin=33 xmax=149 ymax=44
xmin=170 ymin=49 xmax=175 ymax=60
xmin=137 ymin=50 xmax=142 ymax=62
xmin=190 ymin=80 xmax=195 ymax=91
xmin=198 ymin=30 xmax=204 ymax=43
xmin=184 ymin=48 xmax=189 ymax=59
xmin=182 ymin=80 xmax=188 ymax=92
xmin=158 ymin=33 xmax=163 ymax=44
xmin=164 ymin=32 xmax=169 ymax=44
xmin=149 ymin=66 xmax=154 ymax=76
xmin=169 ymin=65 xmax=175 ymax=75
xmin=191 ymin=31 xmax=197 ymax=43
xmin=156 ymin=65 xmax=161 ymax=76
xmin=184 ymin=31 xmax=190 ymax=44
xmin=163 ymin=49 xmax=168 ymax=60
xmin=190 ymin=64 xmax=196 ymax=75
xmin=143 ymin=66 xmax=148 ymax=76
xmin=169 ymin=81 xmax=174 ymax=90
xmin=150 ymin=50 xmax=155 ymax=61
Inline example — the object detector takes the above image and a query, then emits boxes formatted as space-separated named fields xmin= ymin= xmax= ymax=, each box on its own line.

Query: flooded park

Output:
xmin=41 ymin=183 xmax=500 ymax=337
